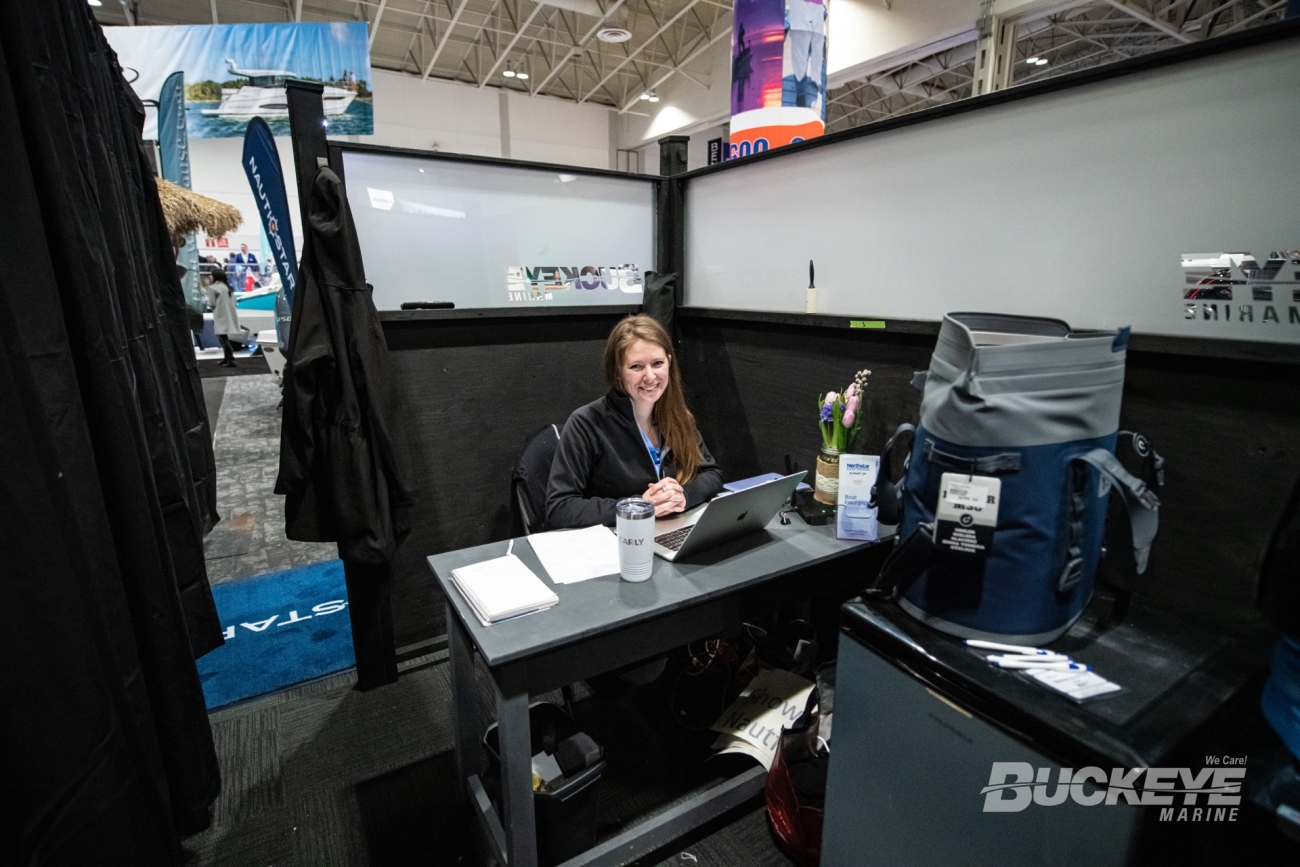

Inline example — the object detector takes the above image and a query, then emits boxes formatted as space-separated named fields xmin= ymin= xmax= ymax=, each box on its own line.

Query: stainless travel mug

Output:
xmin=615 ymin=497 xmax=655 ymax=582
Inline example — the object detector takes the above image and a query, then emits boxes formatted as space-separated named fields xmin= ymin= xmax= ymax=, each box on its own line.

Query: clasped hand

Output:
xmin=642 ymin=477 xmax=686 ymax=517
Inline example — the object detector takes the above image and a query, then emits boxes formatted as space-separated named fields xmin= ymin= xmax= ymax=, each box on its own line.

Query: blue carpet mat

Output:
xmin=198 ymin=559 xmax=354 ymax=709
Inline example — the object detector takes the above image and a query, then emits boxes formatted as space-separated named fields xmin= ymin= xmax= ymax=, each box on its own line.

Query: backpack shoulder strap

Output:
xmin=864 ymin=523 xmax=935 ymax=601
xmin=1075 ymin=448 xmax=1161 ymax=574
xmin=872 ymin=423 xmax=916 ymax=525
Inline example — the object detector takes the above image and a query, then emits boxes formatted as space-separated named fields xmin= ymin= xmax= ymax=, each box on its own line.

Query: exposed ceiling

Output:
xmin=92 ymin=0 xmax=732 ymax=112
xmin=93 ymin=0 xmax=1287 ymax=131
xmin=826 ymin=0 xmax=1286 ymax=135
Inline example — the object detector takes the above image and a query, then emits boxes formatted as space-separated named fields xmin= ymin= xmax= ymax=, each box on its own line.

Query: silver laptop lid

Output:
xmin=661 ymin=472 xmax=805 ymax=560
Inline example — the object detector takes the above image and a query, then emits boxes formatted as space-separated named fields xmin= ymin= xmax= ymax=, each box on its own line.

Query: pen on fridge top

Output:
xmin=982 ymin=655 xmax=1066 ymax=670
xmin=989 ymin=659 xmax=1089 ymax=671
xmin=965 ymin=639 xmax=1058 ymax=655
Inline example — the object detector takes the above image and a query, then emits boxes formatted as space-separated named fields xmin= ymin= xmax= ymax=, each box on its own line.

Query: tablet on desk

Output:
xmin=723 ymin=473 xmax=812 ymax=494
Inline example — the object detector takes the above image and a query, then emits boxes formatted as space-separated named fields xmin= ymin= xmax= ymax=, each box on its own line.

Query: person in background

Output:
xmin=204 ymin=269 xmax=242 ymax=368
xmin=232 ymin=243 xmax=258 ymax=285
xmin=546 ymin=314 xmax=723 ymax=529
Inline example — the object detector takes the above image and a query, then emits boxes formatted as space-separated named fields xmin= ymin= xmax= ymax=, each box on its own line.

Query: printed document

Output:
xmin=525 ymin=525 xmax=621 ymax=585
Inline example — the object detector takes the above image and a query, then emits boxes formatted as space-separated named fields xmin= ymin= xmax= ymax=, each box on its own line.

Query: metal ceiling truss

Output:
xmin=825 ymin=42 xmax=977 ymax=134
xmin=825 ymin=0 xmax=1286 ymax=136
xmin=95 ymin=0 xmax=730 ymax=109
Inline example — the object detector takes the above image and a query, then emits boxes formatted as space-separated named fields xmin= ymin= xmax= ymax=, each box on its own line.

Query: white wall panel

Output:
xmin=685 ymin=40 xmax=1300 ymax=343
xmin=343 ymin=150 xmax=653 ymax=310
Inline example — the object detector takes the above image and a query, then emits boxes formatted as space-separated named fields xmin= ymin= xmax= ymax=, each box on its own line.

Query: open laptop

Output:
xmin=653 ymin=472 xmax=806 ymax=561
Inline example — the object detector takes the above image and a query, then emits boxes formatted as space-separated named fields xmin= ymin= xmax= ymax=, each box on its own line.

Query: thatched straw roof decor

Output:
xmin=155 ymin=178 xmax=243 ymax=240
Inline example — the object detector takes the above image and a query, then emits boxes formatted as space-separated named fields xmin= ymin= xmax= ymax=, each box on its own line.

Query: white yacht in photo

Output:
xmin=201 ymin=59 xmax=357 ymax=118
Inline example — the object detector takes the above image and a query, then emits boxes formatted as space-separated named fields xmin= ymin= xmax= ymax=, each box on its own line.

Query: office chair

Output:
xmin=511 ymin=423 xmax=578 ymax=713
xmin=511 ymin=423 xmax=562 ymax=537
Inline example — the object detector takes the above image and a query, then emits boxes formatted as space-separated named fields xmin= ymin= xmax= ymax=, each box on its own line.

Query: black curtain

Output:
xmin=1 ymin=1 xmax=223 ymax=862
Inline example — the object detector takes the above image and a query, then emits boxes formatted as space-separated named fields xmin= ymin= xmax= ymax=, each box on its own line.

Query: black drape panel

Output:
xmin=0 ymin=1 xmax=222 ymax=860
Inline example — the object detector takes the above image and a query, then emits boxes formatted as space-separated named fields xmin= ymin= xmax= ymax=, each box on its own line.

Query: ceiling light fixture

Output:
xmin=639 ymin=91 xmax=651 ymax=101
xmin=1035 ymin=58 xmax=1048 ymax=66
xmin=1026 ymin=56 xmax=1039 ymax=63
xmin=516 ymin=71 xmax=529 ymax=80
xmin=537 ymin=0 xmax=603 ymax=16
xmin=88 ymin=0 xmax=103 ymax=6
xmin=597 ymin=27 xmax=632 ymax=43
xmin=503 ymin=68 xmax=517 ymax=78
xmin=648 ymin=91 xmax=659 ymax=103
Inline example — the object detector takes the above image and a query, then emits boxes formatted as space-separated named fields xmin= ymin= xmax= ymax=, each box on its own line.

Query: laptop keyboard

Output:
xmin=655 ymin=526 xmax=693 ymax=551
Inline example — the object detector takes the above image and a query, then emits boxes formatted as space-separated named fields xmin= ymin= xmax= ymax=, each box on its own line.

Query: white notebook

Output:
xmin=451 ymin=554 xmax=558 ymax=627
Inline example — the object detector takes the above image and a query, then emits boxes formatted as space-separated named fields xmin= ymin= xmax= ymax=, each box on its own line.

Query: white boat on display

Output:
xmin=201 ymin=59 xmax=357 ymax=118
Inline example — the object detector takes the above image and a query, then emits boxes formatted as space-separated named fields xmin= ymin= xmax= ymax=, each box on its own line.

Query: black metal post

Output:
xmin=285 ymin=80 xmax=328 ymax=237
xmin=342 ymin=560 xmax=400 ymax=689
xmin=285 ymin=78 xmax=399 ymax=691
xmin=655 ymin=135 xmax=688 ymax=306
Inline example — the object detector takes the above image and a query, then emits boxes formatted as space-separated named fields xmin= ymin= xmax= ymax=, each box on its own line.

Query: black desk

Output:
xmin=428 ymin=521 xmax=883 ymax=867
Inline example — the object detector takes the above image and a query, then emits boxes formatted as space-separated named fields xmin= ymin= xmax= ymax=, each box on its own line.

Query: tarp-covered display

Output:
xmin=1 ymin=0 xmax=222 ymax=860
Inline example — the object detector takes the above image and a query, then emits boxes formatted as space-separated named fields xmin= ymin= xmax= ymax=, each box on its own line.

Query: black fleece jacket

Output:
xmin=275 ymin=167 xmax=417 ymax=564
xmin=546 ymin=390 xmax=724 ymax=529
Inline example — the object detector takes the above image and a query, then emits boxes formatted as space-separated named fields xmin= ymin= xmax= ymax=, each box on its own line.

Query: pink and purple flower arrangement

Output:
xmin=818 ymin=368 xmax=871 ymax=451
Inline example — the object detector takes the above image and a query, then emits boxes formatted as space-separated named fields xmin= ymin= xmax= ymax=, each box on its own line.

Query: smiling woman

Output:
xmin=546 ymin=315 xmax=724 ymax=529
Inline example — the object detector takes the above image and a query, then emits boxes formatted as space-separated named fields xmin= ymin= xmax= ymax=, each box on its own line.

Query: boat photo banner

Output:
xmin=107 ymin=22 xmax=373 ymax=139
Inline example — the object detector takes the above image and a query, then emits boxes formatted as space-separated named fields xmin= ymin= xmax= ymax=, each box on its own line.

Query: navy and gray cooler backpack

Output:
xmin=869 ymin=312 xmax=1162 ymax=644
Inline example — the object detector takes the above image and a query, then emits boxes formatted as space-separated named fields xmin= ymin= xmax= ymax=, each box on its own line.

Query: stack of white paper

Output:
xmin=451 ymin=554 xmax=558 ymax=627
xmin=525 ymin=525 xmax=621 ymax=585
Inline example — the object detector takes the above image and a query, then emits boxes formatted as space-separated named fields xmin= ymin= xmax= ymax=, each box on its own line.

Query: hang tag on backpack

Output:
xmin=933 ymin=473 xmax=1001 ymax=559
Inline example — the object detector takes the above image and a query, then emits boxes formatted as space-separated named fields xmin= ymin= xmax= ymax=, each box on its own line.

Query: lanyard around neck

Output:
xmin=639 ymin=427 xmax=663 ymax=479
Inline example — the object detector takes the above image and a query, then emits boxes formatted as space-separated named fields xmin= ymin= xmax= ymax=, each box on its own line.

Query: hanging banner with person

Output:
xmin=107 ymin=22 xmax=373 ymax=139
xmin=730 ymin=0 xmax=829 ymax=158
xmin=158 ymin=70 xmax=205 ymax=315
xmin=242 ymin=117 xmax=298 ymax=353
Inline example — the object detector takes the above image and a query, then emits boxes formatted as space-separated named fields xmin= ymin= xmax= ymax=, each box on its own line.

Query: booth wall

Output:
xmin=675 ymin=310 xmax=1300 ymax=637
xmin=380 ymin=309 xmax=631 ymax=647
xmin=683 ymin=37 xmax=1300 ymax=344
xmin=373 ymin=306 xmax=1297 ymax=650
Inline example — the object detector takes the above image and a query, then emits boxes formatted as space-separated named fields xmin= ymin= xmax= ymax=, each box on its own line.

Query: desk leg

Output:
xmin=495 ymin=667 xmax=538 ymax=867
xmin=446 ymin=602 xmax=480 ymax=792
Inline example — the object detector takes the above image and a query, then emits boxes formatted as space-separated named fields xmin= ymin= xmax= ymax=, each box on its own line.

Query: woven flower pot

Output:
xmin=814 ymin=447 xmax=841 ymax=505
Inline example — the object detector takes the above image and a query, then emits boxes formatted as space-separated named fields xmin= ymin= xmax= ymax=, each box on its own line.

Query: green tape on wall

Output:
xmin=849 ymin=320 xmax=886 ymax=329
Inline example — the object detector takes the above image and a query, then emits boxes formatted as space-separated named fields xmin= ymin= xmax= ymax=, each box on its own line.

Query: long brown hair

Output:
xmin=603 ymin=315 xmax=704 ymax=484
